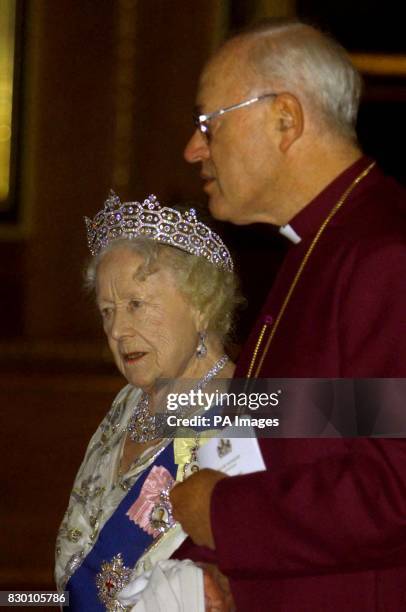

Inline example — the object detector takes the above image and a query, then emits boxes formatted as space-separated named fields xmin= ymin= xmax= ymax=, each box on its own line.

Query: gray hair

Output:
xmin=85 ymin=237 xmax=241 ymax=341
xmin=228 ymin=20 xmax=362 ymax=140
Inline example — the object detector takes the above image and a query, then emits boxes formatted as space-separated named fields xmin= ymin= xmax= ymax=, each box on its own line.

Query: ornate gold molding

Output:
xmin=351 ymin=53 xmax=406 ymax=76
xmin=0 ymin=0 xmax=16 ymax=205
xmin=0 ymin=0 xmax=41 ymax=239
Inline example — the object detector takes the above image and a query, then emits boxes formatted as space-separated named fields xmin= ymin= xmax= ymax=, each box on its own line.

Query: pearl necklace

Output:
xmin=126 ymin=355 xmax=229 ymax=442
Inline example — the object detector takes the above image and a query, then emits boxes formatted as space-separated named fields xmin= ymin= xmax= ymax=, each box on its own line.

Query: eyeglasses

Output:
xmin=193 ymin=93 xmax=277 ymax=140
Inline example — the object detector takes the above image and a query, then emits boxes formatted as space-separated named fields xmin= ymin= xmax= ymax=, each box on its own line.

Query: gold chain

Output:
xmin=247 ymin=161 xmax=376 ymax=379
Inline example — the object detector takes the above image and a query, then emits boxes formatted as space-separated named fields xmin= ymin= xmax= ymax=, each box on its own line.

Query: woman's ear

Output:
xmin=191 ymin=303 xmax=206 ymax=333
xmin=195 ymin=308 xmax=207 ymax=333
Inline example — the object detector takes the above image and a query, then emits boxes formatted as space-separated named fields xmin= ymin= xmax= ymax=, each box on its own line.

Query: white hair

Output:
xmin=85 ymin=237 xmax=242 ymax=341
xmin=230 ymin=20 xmax=362 ymax=140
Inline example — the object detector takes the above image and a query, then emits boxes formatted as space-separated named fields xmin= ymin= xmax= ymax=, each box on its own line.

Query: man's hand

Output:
xmin=170 ymin=468 xmax=227 ymax=549
xmin=201 ymin=563 xmax=236 ymax=612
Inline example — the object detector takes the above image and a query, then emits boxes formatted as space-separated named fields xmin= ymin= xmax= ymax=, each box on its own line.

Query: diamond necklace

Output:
xmin=126 ymin=354 xmax=229 ymax=443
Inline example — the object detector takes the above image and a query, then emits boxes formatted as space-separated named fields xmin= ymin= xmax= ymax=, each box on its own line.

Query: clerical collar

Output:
xmin=279 ymin=224 xmax=301 ymax=244
xmin=282 ymin=155 xmax=376 ymax=242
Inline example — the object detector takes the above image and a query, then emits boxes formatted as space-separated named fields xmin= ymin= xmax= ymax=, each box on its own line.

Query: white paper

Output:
xmin=118 ymin=560 xmax=205 ymax=612
xmin=197 ymin=424 xmax=266 ymax=476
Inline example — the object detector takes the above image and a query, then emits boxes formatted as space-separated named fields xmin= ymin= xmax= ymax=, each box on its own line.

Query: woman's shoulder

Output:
xmin=84 ymin=384 xmax=141 ymax=453
xmin=102 ymin=383 xmax=142 ymax=427
xmin=112 ymin=383 xmax=141 ymax=409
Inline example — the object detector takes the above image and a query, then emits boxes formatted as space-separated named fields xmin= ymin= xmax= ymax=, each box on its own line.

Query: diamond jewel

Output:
xmin=84 ymin=191 xmax=233 ymax=271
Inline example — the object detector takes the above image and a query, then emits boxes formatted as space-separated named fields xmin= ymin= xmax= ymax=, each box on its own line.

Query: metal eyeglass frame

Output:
xmin=193 ymin=93 xmax=278 ymax=138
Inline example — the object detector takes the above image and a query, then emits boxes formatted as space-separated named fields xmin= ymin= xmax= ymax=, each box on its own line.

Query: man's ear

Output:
xmin=274 ymin=93 xmax=304 ymax=153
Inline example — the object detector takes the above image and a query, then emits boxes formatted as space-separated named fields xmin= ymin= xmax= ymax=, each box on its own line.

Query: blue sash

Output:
xmin=66 ymin=442 xmax=176 ymax=611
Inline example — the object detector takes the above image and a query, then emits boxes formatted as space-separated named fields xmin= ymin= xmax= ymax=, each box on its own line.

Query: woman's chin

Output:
xmin=123 ymin=368 xmax=158 ymax=393
xmin=125 ymin=374 xmax=153 ymax=391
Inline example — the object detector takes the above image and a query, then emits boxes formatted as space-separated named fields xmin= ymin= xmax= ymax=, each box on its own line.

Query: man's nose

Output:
xmin=184 ymin=129 xmax=210 ymax=163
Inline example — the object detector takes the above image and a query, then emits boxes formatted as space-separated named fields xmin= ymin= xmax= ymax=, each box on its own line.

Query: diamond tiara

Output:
xmin=84 ymin=191 xmax=233 ymax=272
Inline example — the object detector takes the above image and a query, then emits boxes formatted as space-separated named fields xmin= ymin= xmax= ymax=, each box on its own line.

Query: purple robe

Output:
xmin=176 ymin=158 xmax=406 ymax=611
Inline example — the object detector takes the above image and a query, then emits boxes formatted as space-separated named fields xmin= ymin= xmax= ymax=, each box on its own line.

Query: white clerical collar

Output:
xmin=279 ymin=224 xmax=302 ymax=244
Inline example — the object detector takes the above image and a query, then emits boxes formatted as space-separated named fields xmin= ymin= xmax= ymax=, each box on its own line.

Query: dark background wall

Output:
xmin=0 ymin=0 xmax=404 ymax=590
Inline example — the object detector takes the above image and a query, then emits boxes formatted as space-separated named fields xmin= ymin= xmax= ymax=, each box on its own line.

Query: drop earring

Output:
xmin=196 ymin=331 xmax=207 ymax=359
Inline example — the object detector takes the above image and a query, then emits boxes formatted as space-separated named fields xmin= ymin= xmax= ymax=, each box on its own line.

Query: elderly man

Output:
xmin=170 ymin=20 xmax=406 ymax=612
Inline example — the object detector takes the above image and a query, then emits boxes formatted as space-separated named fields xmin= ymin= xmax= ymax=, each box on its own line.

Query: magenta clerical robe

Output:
xmin=176 ymin=157 xmax=406 ymax=611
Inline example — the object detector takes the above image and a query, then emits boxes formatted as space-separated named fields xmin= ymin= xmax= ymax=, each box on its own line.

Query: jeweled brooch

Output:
xmin=95 ymin=553 xmax=132 ymax=611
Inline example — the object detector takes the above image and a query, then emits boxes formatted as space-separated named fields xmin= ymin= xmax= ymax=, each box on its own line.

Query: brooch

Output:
xmin=95 ymin=553 xmax=132 ymax=611
xmin=126 ymin=465 xmax=175 ymax=537
xmin=148 ymin=487 xmax=174 ymax=534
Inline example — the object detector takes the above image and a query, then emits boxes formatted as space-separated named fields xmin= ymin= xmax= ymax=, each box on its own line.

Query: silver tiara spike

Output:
xmin=84 ymin=191 xmax=233 ymax=272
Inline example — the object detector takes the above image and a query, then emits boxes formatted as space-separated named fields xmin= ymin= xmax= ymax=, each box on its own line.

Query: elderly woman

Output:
xmin=55 ymin=192 xmax=238 ymax=611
